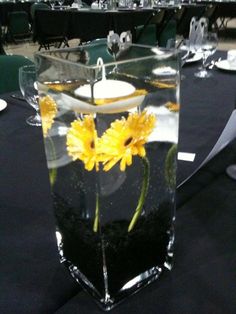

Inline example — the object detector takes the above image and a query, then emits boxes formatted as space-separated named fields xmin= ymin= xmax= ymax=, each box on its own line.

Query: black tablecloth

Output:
xmin=0 ymin=51 xmax=236 ymax=313
xmin=178 ymin=51 xmax=236 ymax=185
xmin=33 ymin=8 xmax=154 ymax=43
xmin=197 ymin=1 xmax=236 ymax=19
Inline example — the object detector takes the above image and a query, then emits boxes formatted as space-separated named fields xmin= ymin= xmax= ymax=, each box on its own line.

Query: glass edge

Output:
xmin=34 ymin=44 xmax=179 ymax=70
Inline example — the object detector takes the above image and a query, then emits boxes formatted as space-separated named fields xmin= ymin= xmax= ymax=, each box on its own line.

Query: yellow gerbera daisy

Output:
xmin=39 ymin=95 xmax=57 ymax=137
xmin=98 ymin=111 xmax=156 ymax=172
xmin=66 ymin=115 xmax=99 ymax=171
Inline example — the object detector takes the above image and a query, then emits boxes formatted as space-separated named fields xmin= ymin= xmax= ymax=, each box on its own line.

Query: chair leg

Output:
xmin=64 ymin=38 xmax=69 ymax=48
xmin=64 ymin=37 xmax=69 ymax=47
xmin=7 ymin=31 xmax=17 ymax=44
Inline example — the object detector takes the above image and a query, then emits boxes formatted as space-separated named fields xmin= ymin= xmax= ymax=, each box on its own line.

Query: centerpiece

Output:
xmin=35 ymin=36 xmax=180 ymax=310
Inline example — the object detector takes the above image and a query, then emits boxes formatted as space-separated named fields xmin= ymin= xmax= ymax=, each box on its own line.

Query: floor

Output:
xmin=4 ymin=39 xmax=80 ymax=61
xmin=3 ymin=19 xmax=236 ymax=61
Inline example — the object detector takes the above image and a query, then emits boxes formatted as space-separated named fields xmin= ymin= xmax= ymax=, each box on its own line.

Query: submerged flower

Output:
xmin=39 ymin=95 xmax=57 ymax=137
xmin=66 ymin=111 xmax=156 ymax=232
xmin=66 ymin=115 xmax=99 ymax=171
xmin=98 ymin=111 xmax=156 ymax=172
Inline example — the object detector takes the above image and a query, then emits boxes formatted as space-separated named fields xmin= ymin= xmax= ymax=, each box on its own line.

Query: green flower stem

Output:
xmin=47 ymin=136 xmax=57 ymax=186
xmin=49 ymin=167 xmax=57 ymax=186
xmin=93 ymin=192 xmax=99 ymax=233
xmin=128 ymin=156 xmax=150 ymax=232
xmin=165 ymin=144 xmax=177 ymax=189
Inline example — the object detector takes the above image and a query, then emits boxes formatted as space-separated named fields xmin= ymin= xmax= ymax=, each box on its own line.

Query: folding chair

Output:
xmin=30 ymin=2 xmax=51 ymax=20
xmin=0 ymin=54 xmax=33 ymax=93
xmin=6 ymin=11 xmax=32 ymax=43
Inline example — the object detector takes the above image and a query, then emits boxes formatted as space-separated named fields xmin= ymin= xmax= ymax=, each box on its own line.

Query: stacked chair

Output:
xmin=0 ymin=55 xmax=33 ymax=93
xmin=30 ymin=2 xmax=51 ymax=20
xmin=0 ymin=20 xmax=6 ymax=54
xmin=134 ymin=10 xmax=176 ymax=48
xmin=5 ymin=11 xmax=32 ymax=43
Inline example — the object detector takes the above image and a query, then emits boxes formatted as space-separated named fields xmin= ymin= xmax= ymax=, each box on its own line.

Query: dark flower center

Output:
xmin=124 ymin=137 xmax=133 ymax=146
xmin=90 ymin=140 xmax=95 ymax=149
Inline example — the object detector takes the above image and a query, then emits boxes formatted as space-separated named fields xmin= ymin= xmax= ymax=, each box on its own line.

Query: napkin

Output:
xmin=189 ymin=17 xmax=208 ymax=51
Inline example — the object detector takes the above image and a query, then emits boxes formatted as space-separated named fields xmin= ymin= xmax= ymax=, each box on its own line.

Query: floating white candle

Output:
xmin=74 ymin=79 xmax=135 ymax=99
xmin=75 ymin=57 xmax=135 ymax=100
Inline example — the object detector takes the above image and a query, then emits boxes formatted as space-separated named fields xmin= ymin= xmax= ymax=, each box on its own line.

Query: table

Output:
xmin=33 ymin=8 xmax=156 ymax=43
xmin=32 ymin=4 xmax=212 ymax=47
xmin=178 ymin=50 xmax=236 ymax=185
xmin=32 ymin=2 xmax=236 ymax=48
xmin=0 ymin=50 xmax=236 ymax=313
xmin=33 ymin=5 xmax=208 ymax=48
xmin=208 ymin=2 xmax=236 ymax=30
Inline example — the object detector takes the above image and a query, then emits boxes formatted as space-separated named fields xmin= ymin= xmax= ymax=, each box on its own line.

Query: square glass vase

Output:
xmin=35 ymin=41 xmax=180 ymax=311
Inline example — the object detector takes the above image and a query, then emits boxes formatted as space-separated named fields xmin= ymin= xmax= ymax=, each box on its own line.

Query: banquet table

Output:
xmin=32 ymin=4 xmax=222 ymax=48
xmin=31 ymin=2 xmax=236 ymax=46
xmin=33 ymin=8 xmax=157 ymax=43
xmin=196 ymin=1 xmax=236 ymax=19
xmin=1 ymin=50 xmax=236 ymax=313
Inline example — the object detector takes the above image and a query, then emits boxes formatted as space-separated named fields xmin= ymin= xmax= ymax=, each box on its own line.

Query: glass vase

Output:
xmin=35 ymin=41 xmax=180 ymax=311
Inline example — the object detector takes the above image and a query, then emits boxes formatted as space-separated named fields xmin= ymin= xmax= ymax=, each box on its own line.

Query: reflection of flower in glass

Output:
xmin=39 ymin=95 xmax=57 ymax=137
xmin=150 ymin=81 xmax=176 ymax=89
xmin=98 ymin=111 xmax=156 ymax=172
xmin=165 ymin=101 xmax=180 ymax=112
xmin=95 ymin=89 xmax=147 ymax=106
xmin=67 ymin=115 xmax=99 ymax=171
